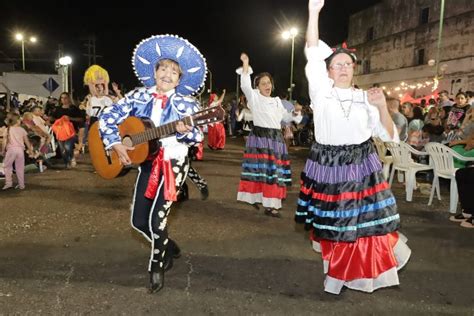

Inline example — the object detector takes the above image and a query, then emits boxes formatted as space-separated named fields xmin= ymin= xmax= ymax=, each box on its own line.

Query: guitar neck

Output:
xmin=130 ymin=116 xmax=193 ymax=145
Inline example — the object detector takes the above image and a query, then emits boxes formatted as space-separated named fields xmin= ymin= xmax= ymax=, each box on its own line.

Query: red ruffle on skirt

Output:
xmin=207 ymin=123 xmax=226 ymax=150
xmin=317 ymin=232 xmax=400 ymax=281
xmin=238 ymin=180 xmax=287 ymax=199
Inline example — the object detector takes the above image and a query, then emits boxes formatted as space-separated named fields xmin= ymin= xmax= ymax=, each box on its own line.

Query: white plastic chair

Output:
xmin=373 ymin=137 xmax=393 ymax=180
xmin=425 ymin=142 xmax=474 ymax=214
xmin=385 ymin=141 xmax=432 ymax=202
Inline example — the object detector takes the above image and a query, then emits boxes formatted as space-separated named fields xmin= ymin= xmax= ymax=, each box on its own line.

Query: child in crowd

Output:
xmin=1 ymin=113 xmax=34 ymax=190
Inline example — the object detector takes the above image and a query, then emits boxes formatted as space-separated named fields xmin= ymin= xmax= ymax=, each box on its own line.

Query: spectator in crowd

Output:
xmin=422 ymin=107 xmax=444 ymax=143
xmin=43 ymin=97 xmax=59 ymax=117
xmin=22 ymin=112 xmax=51 ymax=171
xmin=387 ymin=97 xmax=408 ymax=141
xmin=31 ymin=106 xmax=49 ymax=135
xmin=420 ymin=99 xmax=427 ymax=109
xmin=401 ymin=102 xmax=415 ymax=122
xmin=228 ymin=99 xmax=239 ymax=137
xmin=407 ymin=107 xmax=426 ymax=149
xmin=50 ymin=92 xmax=85 ymax=168
xmin=466 ymin=90 xmax=474 ymax=106
xmin=280 ymin=93 xmax=295 ymax=148
xmin=451 ymin=166 xmax=474 ymax=228
xmin=446 ymin=92 xmax=471 ymax=131
xmin=439 ymin=90 xmax=454 ymax=108
xmin=448 ymin=108 xmax=474 ymax=168
xmin=1 ymin=113 xmax=34 ymax=190
xmin=236 ymin=95 xmax=253 ymax=142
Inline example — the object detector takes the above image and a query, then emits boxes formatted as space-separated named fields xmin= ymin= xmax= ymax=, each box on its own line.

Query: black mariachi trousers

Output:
xmin=131 ymin=158 xmax=189 ymax=271
xmin=455 ymin=167 xmax=474 ymax=214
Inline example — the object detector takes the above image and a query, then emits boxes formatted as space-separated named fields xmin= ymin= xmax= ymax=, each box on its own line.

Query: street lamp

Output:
xmin=59 ymin=56 xmax=72 ymax=93
xmin=282 ymin=27 xmax=298 ymax=101
xmin=15 ymin=33 xmax=37 ymax=71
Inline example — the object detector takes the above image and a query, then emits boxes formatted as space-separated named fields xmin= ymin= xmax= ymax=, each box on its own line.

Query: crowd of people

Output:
xmin=388 ymin=90 xmax=473 ymax=157
xmin=386 ymin=90 xmax=473 ymax=228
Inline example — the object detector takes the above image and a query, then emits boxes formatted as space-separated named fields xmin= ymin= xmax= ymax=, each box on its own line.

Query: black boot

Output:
xmin=149 ymin=262 xmax=164 ymax=294
xmin=177 ymin=182 xmax=189 ymax=202
xmin=200 ymin=185 xmax=209 ymax=200
xmin=168 ymin=239 xmax=181 ymax=258
xmin=163 ymin=239 xmax=181 ymax=271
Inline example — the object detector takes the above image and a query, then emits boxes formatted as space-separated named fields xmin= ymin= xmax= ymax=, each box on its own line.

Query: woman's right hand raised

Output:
xmin=240 ymin=53 xmax=249 ymax=65
xmin=309 ymin=0 xmax=324 ymax=12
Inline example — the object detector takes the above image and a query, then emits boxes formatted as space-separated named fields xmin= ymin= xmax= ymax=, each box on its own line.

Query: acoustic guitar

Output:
xmin=88 ymin=105 xmax=225 ymax=179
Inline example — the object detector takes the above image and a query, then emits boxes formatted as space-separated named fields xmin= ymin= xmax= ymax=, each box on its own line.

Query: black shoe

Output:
xmin=163 ymin=239 xmax=181 ymax=271
xmin=168 ymin=239 xmax=181 ymax=259
xmin=163 ymin=252 xmax=174 ymax=272
xmin=177 ymin=182 xmax=189 ymax=202
xmin=149 ymin=263 xmax=164 ymax=294
xmin=200 ymin=186 xmax=209 ymax=200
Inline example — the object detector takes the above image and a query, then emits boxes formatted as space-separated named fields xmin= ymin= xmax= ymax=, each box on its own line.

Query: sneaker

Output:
xmin=2 ymin=185 xmax=13 ymax=190
xmin=460 ymin=217 xmax=474 ymax=228
xmin=15 ymin=185 xmax=25 ymax=190
xmin=70 ymin=159 xmax=77 ymax=168
xmin=449 ymin=213 xmax=467 ymax=222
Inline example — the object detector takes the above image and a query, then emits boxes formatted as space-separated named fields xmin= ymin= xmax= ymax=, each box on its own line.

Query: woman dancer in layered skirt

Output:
xmin=295 ymin=0 xmax=411 ymax=294
xmin=237 ymin=53 xmax=302 ymax=217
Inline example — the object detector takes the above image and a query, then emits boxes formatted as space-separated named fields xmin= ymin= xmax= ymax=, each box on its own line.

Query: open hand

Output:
xmin=112 ymin=82 xmax=120 ymax=93
xmin=240 ymin=53 xmax=249 ymax=65
xmin=309 ymin=0 xmax=325 ymax=12
xmin=367 ymin=88 xmax=387 ymax=109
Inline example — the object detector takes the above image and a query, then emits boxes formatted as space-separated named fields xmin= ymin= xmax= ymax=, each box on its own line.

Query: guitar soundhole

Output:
xmin=122 ymin=136 xmax=133 ymax=147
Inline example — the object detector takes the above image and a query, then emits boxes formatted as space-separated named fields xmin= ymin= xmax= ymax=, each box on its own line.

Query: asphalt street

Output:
xmin=0 ymin=138 xmax=472 ymax=315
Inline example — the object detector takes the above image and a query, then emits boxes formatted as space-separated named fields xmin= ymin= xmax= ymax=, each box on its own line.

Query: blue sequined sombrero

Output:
xmin=132 ymin=34 xmax=207 ymax=95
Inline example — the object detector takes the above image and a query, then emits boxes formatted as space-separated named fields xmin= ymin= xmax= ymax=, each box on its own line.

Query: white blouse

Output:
xmin=240 ymin=69 xmax=302 ymax=129
xmin=305 ymin=40 xmax=397 ymax=145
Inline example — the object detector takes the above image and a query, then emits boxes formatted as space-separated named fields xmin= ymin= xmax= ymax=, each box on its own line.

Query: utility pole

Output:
xmin=83 ymin=35 xmax=102 ymax=66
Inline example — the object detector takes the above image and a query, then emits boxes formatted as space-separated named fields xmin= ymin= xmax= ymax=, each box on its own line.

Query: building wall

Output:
xmin=348 ymin=0 xmax=474 ymax=94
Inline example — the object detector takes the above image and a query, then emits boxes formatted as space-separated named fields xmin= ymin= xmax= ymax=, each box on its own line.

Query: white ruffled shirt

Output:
xmin=305 ymin=40 xmax=398 ymax=145
xmin=239 ymin=68 xmax=302 ymax=129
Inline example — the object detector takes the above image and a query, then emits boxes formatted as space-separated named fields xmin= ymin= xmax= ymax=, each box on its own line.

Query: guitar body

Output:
xmin=89 ymin=104 xmax=225 ymax=179
xmin=88 ymin=117 xmax=157 ymax=179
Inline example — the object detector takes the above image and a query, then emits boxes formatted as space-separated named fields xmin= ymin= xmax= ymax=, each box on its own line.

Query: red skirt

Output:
xmin=312 ymin=231 xmax=411 ymax=294
xmin=207 ymin=123 xmax=226 ymax=150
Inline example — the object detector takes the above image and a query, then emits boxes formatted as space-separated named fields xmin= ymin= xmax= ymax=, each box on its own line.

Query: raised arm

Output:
xmin=239 ymin=53 xmax=256 ymax=110
xmin=307 ymin=0 xmax=324 ymax=48
xmin=216 ymin=89 xmax=226 ymax=105
xmin=305 ymin=0 xmax=332 ymax=108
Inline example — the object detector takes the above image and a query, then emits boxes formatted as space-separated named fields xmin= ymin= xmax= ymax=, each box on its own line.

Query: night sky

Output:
xmin=1 ymin=0 xmax=379 ymax=101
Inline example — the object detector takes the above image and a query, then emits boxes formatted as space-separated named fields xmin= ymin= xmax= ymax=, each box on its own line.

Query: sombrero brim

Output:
xmin=132 ymin=34 xmax=207 ymax=95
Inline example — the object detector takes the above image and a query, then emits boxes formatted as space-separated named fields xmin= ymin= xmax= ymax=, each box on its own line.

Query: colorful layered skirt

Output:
xmin=295 ymin=139 xmax=411 ymax=294
xmin=237 ymin=126 xmax=291 ymax=209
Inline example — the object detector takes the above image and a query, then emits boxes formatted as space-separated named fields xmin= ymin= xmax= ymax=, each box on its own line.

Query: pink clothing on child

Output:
xmin=4 ymin=126 xmax=27 ymax=150
xmin=3 ymin=147 xmax=25 ymax=188
xmin=3 ymin=126 xmax=28 ymax=189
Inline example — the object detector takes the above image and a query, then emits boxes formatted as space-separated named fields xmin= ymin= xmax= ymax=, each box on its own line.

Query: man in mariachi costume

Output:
xmin=99 ymin=34 xmax=207 ymax=293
